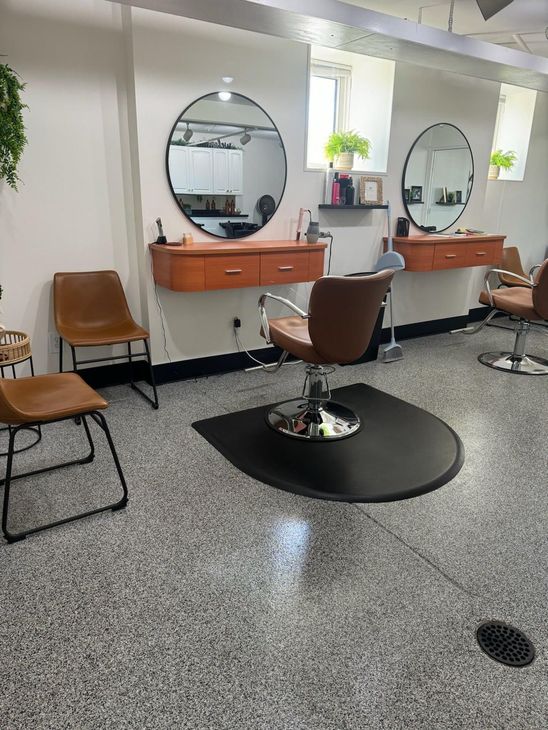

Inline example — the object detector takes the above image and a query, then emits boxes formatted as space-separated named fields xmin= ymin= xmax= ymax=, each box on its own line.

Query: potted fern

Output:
xmin=489 ymin=149 xmax=517 ymax=180
xmin=324 ymin=130 xmax=371 ymax=171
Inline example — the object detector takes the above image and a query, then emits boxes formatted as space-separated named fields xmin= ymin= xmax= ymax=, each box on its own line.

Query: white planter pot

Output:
xmin=334 ymin=152 xmax=354 ymax=171
xmin=488 ymin=164 xmax=500 ymax=180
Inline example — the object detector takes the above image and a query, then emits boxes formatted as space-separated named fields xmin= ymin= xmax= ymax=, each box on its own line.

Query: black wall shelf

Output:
xmin=318 ymin=204 xmax=388 ymax=210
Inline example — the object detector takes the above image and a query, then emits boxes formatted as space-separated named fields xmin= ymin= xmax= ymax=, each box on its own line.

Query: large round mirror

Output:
xmin=402 ymin=123 xmax=474 ymax=232
xmin=166 ymin=92 xmax=287 ymax=239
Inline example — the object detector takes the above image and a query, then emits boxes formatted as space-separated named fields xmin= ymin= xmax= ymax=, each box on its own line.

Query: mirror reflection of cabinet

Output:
xmin=212 ymin=149 xmax=243 ymax=195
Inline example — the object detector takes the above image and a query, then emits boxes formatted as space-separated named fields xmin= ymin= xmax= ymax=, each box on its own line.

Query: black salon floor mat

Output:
xmin=193 ymin=383 xmax=464 ymax=502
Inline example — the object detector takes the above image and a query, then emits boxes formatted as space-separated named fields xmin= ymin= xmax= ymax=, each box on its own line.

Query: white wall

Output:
xmin=1 ymin=1 xmax=547 ymax=373
xmin=0 ymin=0 xmax=142 ymax=374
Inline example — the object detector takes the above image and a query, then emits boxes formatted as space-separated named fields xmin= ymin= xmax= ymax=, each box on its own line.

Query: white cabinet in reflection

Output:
xmin=188 ymin=147 xmax=213 ymax=194
xmin=170 ymin=146 xmax=243 ymax=196
xmin=168 ymin=146 xmax=190 ymax=194
xmin=212 ymin=149 xmax=243 ymax=195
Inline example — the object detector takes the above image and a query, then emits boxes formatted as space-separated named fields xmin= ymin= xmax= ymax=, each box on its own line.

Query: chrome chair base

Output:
xmin=266 ymin=398 xmax=361 ymax=440
xmin=478 ymin=352 xmax=548 ymax=375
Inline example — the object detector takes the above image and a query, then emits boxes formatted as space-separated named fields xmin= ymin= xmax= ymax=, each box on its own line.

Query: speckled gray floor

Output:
xmin=1 ymin=326 xmax=547 ymax=729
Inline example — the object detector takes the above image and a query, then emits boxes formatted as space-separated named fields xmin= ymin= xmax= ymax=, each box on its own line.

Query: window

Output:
xmin=490 ymin=83 xmax=537 ymax=182
xmin=306 ymin=46 xmax=395 ymax=173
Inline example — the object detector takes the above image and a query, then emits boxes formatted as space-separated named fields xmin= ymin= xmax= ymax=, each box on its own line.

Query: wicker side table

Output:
xmin=0 ymin=331 xmax=42 ymax=454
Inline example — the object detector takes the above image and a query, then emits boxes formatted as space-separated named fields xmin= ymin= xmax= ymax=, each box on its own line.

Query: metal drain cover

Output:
xmin=477 ymin=621 xmax=535 ymax=667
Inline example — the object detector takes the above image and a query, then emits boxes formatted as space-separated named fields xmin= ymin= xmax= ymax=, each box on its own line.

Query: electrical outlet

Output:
xmin=233 ymin=317 xmax=241 ymax=329
xmin=48 ymin=332 xmax=60 ymax=354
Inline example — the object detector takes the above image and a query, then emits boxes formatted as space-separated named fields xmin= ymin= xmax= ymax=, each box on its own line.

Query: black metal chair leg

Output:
xmin=89 ymin=411 xmax=129 ymax=509
xmin=2 ymin=427 xmax=22 ymax=542
xmin=127 ymin=342 xmax=135 ymax=390
xmin=128 ymin=339 xmax=159 ymax=410
xmin=1 ymin=412 xmax=128 ymax=543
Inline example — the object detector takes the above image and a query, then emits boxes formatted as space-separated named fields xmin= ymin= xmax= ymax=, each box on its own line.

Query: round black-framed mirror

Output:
xmin=166 ymin=92 xmax=287 ymax=239
xmin=402 ymin=123 xmax=474 ymax=233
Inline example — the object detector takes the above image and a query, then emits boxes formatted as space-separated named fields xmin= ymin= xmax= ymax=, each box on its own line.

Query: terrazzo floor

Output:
xmin=0 ymin=326 xmax=547 ymax=729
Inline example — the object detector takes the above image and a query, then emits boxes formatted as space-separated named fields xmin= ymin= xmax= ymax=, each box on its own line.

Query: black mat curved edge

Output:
xmin=193 ymin=383 xmax=464 ymax=503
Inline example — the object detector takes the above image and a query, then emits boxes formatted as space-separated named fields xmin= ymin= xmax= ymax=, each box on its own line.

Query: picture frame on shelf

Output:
xmin=404 ymin=188 xmax=410 ymax=202
xmin=410 ymin=185 xmax=423 ymax=203
xmin=455 ymin=190 xmax=462 ymax=203
xmin=360 ymin=176 xmax=384 ymax=205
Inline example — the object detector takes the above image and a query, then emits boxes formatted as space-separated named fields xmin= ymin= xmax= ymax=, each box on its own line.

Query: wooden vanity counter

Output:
xmin=149 ymin=240 xmax=327 ymax=292
xmin=383 ymin=234 xmax=506 ymax=272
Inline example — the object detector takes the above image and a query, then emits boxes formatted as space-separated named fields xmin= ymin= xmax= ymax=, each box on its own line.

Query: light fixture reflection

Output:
xmin=218 ymin=91 xmax=232 ymax=101
xmin=240 ymin=128 xmax=251 ymax=145
xmin=183 ymin=122 xmax=193 ymax=142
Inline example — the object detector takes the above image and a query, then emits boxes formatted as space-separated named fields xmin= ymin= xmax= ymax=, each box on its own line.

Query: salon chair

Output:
xmin=498 ymin=246 xmax=530 ymax=287
xmin=0 ymin=372 xmax=128 ymax=542
xmin=477 ymin=259 xmax=548 ymax=375
xmin=54 ymin=270 xmax=158 ymax=409
xmin=258 ymin=270 xmax=394 ymax=439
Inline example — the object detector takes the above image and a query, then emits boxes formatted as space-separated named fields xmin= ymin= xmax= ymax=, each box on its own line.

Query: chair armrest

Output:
xmin=258 ymin=293 xmax=309 ymax=344
xmin=484 ymin=269 xmax=535 ymax=306
xmin=529 ymin=263 xmax=542 ymax=280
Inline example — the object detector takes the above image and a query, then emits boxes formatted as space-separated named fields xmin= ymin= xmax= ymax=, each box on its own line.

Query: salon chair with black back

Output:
xmin=54 ymin=270 xmax=159 ymax=409
xmin=0 ymin=372 xmax=128 ymax=542
xmin=258 ymin=271 xmax=394 ymax=439
xmin=477 ymin=259 xmax=548 ymax=375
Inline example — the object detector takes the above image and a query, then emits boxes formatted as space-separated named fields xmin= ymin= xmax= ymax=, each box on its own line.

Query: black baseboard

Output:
xmin=76 ymin=306 xmax=495 ymax=389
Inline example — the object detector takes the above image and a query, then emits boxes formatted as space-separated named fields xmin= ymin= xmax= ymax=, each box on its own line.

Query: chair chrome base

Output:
xmin=478 ymin=352 xmax=548 ymax=375
xmin=266 ymin=398 xmax=360 ymax=440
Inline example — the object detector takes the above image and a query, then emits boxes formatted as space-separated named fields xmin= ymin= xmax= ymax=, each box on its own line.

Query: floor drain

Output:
xmin=477 ymin=621 xmax=535 ymax=667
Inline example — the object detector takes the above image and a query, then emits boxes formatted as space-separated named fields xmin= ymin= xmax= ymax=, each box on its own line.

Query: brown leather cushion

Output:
xmin=479 ymin=287 xmax=538 ymax=320
xmin=0 ymin=373 xmax=108 ymax=425
xmin=56 ymin=321 xmax=149 ymax=347
xmin=267 ymin=317 xmax=325 ymax=364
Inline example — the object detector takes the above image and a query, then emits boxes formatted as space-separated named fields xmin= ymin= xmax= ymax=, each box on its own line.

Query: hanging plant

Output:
xmin=0 ymin=63 xmax=28 ymax=190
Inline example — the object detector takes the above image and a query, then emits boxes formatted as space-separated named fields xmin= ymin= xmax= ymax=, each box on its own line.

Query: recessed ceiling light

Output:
xmin=218 ymin=91 xmax=232 ymax=101
xmin=222 ymin=76 xmax=234 ymax=84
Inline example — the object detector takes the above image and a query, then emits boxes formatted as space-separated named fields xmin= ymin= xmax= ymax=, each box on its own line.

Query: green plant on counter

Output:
xmin=324 ymin=130 xmax=371 ymax=161
xmin=0 ymin=64 xmax=28 ymax=190
xmin=490 ymin=149 xmax=517 ymax=170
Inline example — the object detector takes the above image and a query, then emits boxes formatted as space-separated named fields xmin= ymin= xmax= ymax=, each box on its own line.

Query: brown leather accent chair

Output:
xmin=54 ymin=271 xmax=158 ymax=409
xmin=477 ymin=259 xmax=548 ymax=375
xmin=258 ymin=270 xmax=394 ymax=439
xmin=0 ymin=372 xmax=128 ymax=543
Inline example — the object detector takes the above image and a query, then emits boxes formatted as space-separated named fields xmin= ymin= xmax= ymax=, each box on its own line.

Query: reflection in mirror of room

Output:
xmin=403 ymin=123 xmax=474 ymax=232
xmin=167 ymin=92 xmax=287 ymax=239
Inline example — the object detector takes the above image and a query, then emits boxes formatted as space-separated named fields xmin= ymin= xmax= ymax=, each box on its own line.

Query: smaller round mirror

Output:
xmin=402 ymin=123 xmax=474 ymax=232
xmin=166 ymin=92 xmax=287 ymax=239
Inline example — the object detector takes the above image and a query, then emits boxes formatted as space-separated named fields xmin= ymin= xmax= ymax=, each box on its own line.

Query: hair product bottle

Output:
xmin=331 ymin=172 xmax=340 ymax=205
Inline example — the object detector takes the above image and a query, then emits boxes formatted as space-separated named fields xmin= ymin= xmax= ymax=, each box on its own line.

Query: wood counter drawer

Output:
xmin=465 ymin=240 xmax=502 ymax=267
xmin=433 ymin=243 xmax=468 ymax=270
xmin=205 ymin=254 xmax=260 ymax=290
xmin=260 ymin=252 xmax=310 ymax=285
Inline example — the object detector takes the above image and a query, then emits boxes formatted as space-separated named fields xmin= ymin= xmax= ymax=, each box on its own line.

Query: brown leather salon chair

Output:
xmin=54 ymin=271 xmax=158 ymax=409
xmin=0 ymin=372 xmax=128 ymax=542
xmin=498 ymin=246 xmax=530 ymax=287
xmin=258 ymin=270 xmax=394 ymax=439
xmin=477 ymin=259 xmax=548 ymax=375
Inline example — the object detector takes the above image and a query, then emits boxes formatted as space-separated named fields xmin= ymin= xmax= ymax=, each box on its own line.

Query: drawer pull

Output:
xmin=225 ymin=269 xmax=242 ymax=275
xmin=445 ymin=254 xmax=457 ymax=259
xmin=278 ymin=266 xmax=294 ymax=271
xmin=475 ymin=251 xmax=487 ymax=256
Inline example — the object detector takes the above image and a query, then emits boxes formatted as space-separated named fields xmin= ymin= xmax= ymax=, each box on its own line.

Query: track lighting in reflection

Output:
xmin=183 ymin=123 xmax=193 ymax=142
xmin=218 ymin=91 xmax=232 ymax=101
xmin=240 ymin=129 xmax=251 ymax=145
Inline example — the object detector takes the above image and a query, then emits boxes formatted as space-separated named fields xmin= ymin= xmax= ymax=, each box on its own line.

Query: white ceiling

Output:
xmin=346 ymin=1 xmax=548 ymax=56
